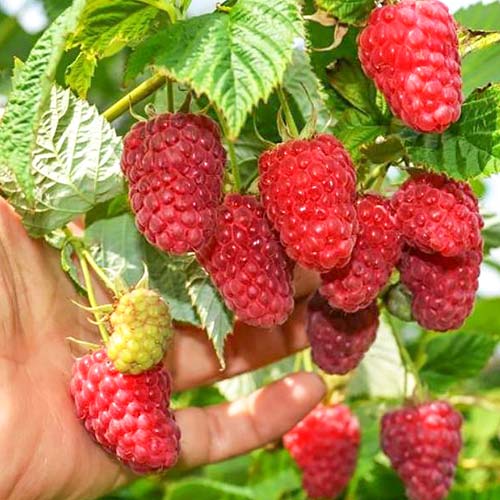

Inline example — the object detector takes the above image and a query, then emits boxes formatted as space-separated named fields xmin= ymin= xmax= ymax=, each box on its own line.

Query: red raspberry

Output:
xmin=121 ymin=113 xmax=225 ymax=254
xmin=381 ymin=401 xmax=462 ymax=500
xmin=307 ymin=294 xmax=379 ymax=374
xmin=258 ymin=134 xmax=357 ymax=272
xmin=196 ymin=194 xmax=294 ymax=327
xmin=392 ymin=172 xmax=482 ymax=257
xmin=70 ymin=349 xmax=180 ymax=474
xmin=399 ymin=245 xmax=481 ymax=331
xmin=320 ymin=194 xmax=402 ymax=313
xmin=358 ymin=0 xmax=462 ymax=133
xmin=284 ymin=404 xmax=360 ymax=499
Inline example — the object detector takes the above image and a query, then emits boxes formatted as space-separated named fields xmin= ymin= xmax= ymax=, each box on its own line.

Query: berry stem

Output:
xmin=276 ymin=86 xmax=299 ymax=138
xmin=167 ymin=79 xmax=175 ymax=113
xmin=226 ymin=138 xmax=241 ymax=192
xmin=82 ymin=248 xmax=118 ymax=295
xmin=386 ymin=314 xmax=425 ymax=401
xmin=103 ymin=73 xmax=167 ymax=122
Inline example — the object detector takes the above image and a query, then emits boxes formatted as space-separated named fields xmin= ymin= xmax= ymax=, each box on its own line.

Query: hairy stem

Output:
xmin=103 ymin=73 xmax=167 ymax=122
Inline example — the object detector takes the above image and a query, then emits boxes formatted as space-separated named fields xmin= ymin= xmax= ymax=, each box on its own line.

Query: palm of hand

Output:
xmin=0 ymin=200 xmax=324 ymax=500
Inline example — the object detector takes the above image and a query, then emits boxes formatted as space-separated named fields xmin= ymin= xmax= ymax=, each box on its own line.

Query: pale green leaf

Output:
xmin=83 ymin=212 xmax=201 ymax=326
xmin=0 ymin=1 xmax=86 ymax=202
xmin=185 ymin=260 xmax=234 ymax=367
xmin=404 ymin=84 xmax=500 ymax=179
xmin=66 ymin=0 xmax=164 ymax=97
xmin=348 ymin=315 xmax=414 ymax=398
xmin=315 ymin=0 xmax=375 ymax=25
xmin=127 ymin=0 xmax=304 ymax=139
xmin=15 ymin=86 xmax=123 ymax=235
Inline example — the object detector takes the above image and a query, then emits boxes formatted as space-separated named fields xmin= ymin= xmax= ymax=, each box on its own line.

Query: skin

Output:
xmin=0 ymin=198 xmax=324 ymax=500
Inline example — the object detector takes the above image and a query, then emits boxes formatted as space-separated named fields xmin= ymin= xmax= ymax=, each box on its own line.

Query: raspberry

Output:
xmin=196 ymin=194 xmax=294 ymax=327
xmin=307 ymin=294 xmax=379 ymax=374
xmin=107 ymin=288 xmax=172 ymax=374
xmin=320 ymin=194 xmax=402 ymax=313
xmin=70 ymin=349 xmax=180 ymax=474
xmin=358 ymin=0 xmax=462 ymax=133
xmin=284 ymin=404 xmax=360 ymax=499
xmin=381 ymin=401 xmax=462 ymax=500
xmin=399 ymin=245 xmax=481 ymax=331
xmin=121 ymin=113 xmax=225 ymax=254
xmin=258 ymin=134 xmax=358 ymax=272
xmin=392 ymin=172 xmax=482 ymax=257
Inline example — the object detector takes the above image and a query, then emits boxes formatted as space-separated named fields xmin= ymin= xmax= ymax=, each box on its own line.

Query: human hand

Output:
xmin=0 ymin=198 xmax=324 ymax=500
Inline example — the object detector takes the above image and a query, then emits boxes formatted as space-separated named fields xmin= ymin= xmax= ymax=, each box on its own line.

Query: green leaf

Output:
xmin=43 ymin=0 xmax=73 ymax=20
xmin=348 ymin=315 xmax=413 ymax=398
xmin=15 ymin=86 xmax=124 ymax=236
xmin=84 ymin=212 xmax=201 ymax=326
xmin=420 ymin=332 xmax=496 ymax=393
xmin=315 ymin=0 xmax=374 ymax=25
xmin=127 ymin=0 xmax=304 ymax=139
xmin=483 ymin=222 xmax=500 ymax=254
xmin=461 ymin=298 xmax=500 ymax=340
xmin=403 ymin=84 xmax=500 ymax=179
xmin=0 ymin=2 xmax=86 ymax=203
xmin=455 ymin=2 xmax=500 ymax=31
xmin=185 ymin=260 xmax=234 ymax=367
xmin=66 ymin=0 xmax=165 ymax=97
xmin=166 ymin=478 xmax=253 ymax=500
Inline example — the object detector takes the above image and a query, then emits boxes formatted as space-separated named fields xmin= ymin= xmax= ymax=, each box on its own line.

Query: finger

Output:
xmin=175 ymin=371 xmax=325 ymax=468
xmin=168 ymin=297 xmax=310 ymax=391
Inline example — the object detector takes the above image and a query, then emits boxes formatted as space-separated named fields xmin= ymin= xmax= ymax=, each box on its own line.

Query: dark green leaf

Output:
xmin=315 ymin=0 xmax=374 ymax=25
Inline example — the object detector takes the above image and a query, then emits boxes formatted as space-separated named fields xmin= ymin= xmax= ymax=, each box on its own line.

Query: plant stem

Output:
xmin=103 ymin=73 xmax=167 ymax=122
xmin=226 ymin=138 xmax=241 ymax=192
xmin=461 ymin=457 xmax=500 ymax=470
xmin=387 ymin=314 xmax=424 ymax=401
xmin=167 ymin=79 xmax=175 ymax=112
xmin=82 ymin=249 xmax=117 ymax=294
xmin=276 ymin=86 xmax=299 ymax=138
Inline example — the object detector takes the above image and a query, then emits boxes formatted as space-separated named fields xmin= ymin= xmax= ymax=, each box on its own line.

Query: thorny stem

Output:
xmin=386 ymin=314 xmax=424 ymax=401
xmin=103 ymin=73 xmax=168 ymax=122
xmin=276 ymin=86 xmax=299 ymax=138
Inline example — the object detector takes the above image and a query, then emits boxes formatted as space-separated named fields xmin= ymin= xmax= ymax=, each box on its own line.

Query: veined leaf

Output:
xmin=403 ymin=84 xmax=500 ymax=179
xmin=66 ymin=0 xmax=166 ymax=97
xmin=17 ymin=86 xmax=123 ymax=235
xmin=0 ymin=2 xmax=86 ymax=202
xmin=127 ymin=0 xmax=304 ymax=139
xmin=315 ymin=0 xmax=374 ymax=25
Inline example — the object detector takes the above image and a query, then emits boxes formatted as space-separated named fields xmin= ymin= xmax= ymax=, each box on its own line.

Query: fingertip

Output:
xmin=281 ymin=371 xmax=326 ymax=408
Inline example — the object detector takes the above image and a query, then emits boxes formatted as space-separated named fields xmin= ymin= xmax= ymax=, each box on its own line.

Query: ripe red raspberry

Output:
xmin=320 ymin=194 xmax=402 ymax=313
xmin=392 ymin=172 xmax=482 ymax=257
xmin=121 ymin=113 xmax=225 ymax=254
xmin=381 ymin=401 xmax=462 ymax=500
xmin=284 ymin=404 xmax=360 ymax=499
xmin=399 ymin=245 xmax=481 ymax=331
xmin=196 ymin=194 xmax=294 ymax=327
xmin=70 ymin=349 xmax=180 ymax=473
xmin=307 ymin=294 xmax=379 ymax=374
xmin=358 ymin=0 xmax=462 ymax=133
xmin=258 ymin=134 xmax=357 ymax=272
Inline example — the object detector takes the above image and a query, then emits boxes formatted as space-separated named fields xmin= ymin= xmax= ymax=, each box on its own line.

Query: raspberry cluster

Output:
xmin=284 ymin=404 xmax=360 ymax=499
xmin=70 ymin=349 xmax=180 ymax=474
xmin=358 ymin=0 xmax=462 ymax=133
xmin=381 ymin=401 xmax=462 ymax=500
xmin=307 ymin=294 xmax=379 ymax=375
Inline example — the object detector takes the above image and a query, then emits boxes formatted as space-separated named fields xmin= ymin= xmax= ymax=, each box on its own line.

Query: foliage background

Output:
xmin=0 ymin=0 xmax=499 ymax=499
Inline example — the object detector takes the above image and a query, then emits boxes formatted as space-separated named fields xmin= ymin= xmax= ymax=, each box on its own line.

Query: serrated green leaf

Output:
xmin=421 ymin=332 xmax=496 ymax=393
xmin=84 ymin=212 xmax=200 ymax=326
xmin=185 ymin=260 xmax=234 ymax=367
xmin=66 ymin=0 xmax=165 ymax=97
xmin=0 ymin=2 xmax=86 ymax=202
xmin=348 ymin=315 xmax=414 ymax=398
xmin=404 ymin=84 xmax=500 ymax=179
xmin=127 ymin=0 xmax=304 ymax=139
xmin=315 ymin=0 xmax=374 ymax=25
xmin=15 ymin=86 xmax=123 ymax=235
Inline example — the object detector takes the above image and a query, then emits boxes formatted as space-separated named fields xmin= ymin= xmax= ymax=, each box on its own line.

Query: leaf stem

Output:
xmin=386 ymin=314 xmax=424 ymax=401
xmin=226 ymin=138 xmax=241 ymax=193
xmin=276 ymin=86 xmax=299 ymax=138
xmin=103 ymin=73 xmax=167 ymax=122
xmin=82 ymin=249 xmax=117 ymax=295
